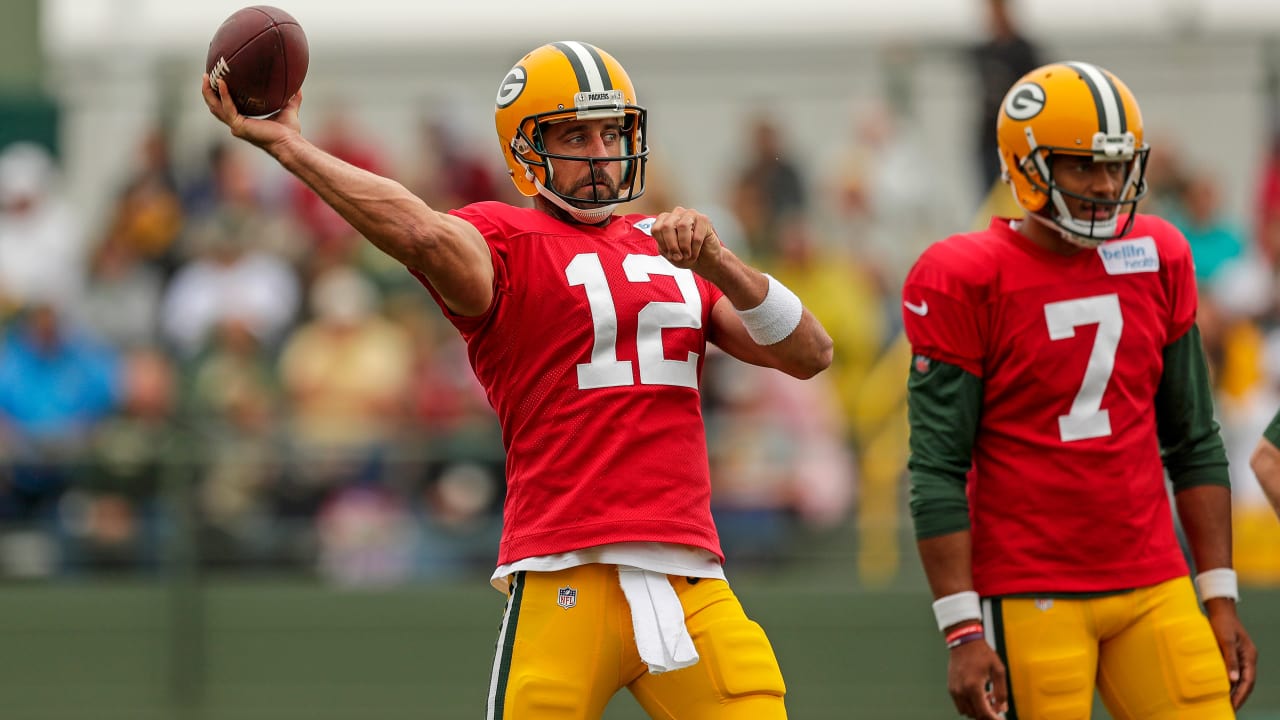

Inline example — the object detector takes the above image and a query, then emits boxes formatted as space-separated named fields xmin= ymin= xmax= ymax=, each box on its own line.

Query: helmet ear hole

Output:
xmin=1020 ymin=158 xmax=1039 ymax=184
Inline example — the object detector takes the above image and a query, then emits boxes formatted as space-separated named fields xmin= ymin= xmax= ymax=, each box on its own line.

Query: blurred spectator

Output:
xmin=179 ymin=144 xmax=306 ymax=266
xmin=766 ymin=213 xmax=889 ymax=439
xmin=317 ymin=483 xmax=415 ymax=587
xmin=413 ymin=461 xmax=503 ymax=579
xmin=407 ymin=117 xmax=505 ymax=211
xmin=826 ymin=102 xmax=939 ymax=284
xmin=0 ymin=303 xmax=121 ymax=459
xmin=971 ymin=0 xmax=1041 ymax=187
xmin=1172 ymin=172 xmax=1247 ymax=285
xmin=703 ymin=351 xmax=855 ymax=566
xmin=727 ymin=112 xmax=808 ymax=262
xmin=160 ymin=211 xmax=301 ymax=358
xmin=1256 ymin=136 xmax=1280 ymax=267
xmin=1200 ymin=259 xmax=1280 ymax=583
xmin=75 ymin=232 xmax=165 ymax=350
xmin=0 ymin=142 xmax=90 ymax=315
xmin=183 ymin=318 xmax=285 ymax=566
xmin=181 ymin=141 xmax=233 ymax=221
xmin=66 ymin=348 xmax=177 ymax=571
xmin=278 ymin=265 xmax=413 ymax=484
xmin=0 ymin=302 xmax=121 ymax=576
xmin=1138 ymin=136 xmax=1191 ymax=219
xmin=1203 ymin=259 xmax=1273 ymax=401
xmin=96 ymin=127 xmax=185 ymax=280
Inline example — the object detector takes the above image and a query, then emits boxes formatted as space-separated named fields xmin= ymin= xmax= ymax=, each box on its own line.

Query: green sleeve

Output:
xmin=1155 ymin=324 xmax=1229 ymax=491
xmin=1264 ymin=406 xmax=1280 ymax=448
xmin=907 ymin=357 xmax=983 ymax=539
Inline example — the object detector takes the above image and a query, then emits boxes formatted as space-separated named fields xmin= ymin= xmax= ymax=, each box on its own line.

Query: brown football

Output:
xmin=205 ymin=6 xmax=308 ymax=118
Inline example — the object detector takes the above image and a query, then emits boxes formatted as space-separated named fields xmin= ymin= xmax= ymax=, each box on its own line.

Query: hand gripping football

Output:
xmin=205 ymin=6 xmax=309 ymax=118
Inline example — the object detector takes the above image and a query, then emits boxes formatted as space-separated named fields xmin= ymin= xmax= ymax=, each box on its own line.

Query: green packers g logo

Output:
xmin=1004 ymin=82 xmax=1046 ymax=121
xmin=496 ymin=66 xmax=526 ymax=108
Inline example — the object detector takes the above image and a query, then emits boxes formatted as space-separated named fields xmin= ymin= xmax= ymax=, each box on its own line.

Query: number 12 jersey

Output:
xmin=413 ymin=202 xmax=726 ymax=567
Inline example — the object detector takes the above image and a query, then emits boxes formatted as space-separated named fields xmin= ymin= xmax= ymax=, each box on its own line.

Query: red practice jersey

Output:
xmin=903 ymin=216 xmax=1199 ymax=596
xmin=413 ymin=202 xmax=726 ymax=566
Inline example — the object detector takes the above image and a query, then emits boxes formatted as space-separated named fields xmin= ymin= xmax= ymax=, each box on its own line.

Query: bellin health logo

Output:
xmin=1097 ymin=237 xmax=1159 ymax=275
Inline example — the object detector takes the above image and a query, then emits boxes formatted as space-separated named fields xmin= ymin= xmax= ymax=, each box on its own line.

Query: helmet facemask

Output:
xmin=997 ymin=61 xmax=1151 ymax=248
xmin=1014 ymin=129 xmax=1150 ymax=248
xmin=508 ymin=94 xmax=648 ymax=224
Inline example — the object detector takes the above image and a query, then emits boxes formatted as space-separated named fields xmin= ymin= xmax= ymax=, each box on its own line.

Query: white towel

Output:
xmin=617 ymin=566 xmax=700 ymax=674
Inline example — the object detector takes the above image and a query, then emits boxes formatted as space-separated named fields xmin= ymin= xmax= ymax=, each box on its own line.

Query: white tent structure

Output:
xmin=38 ymin=0 xmax=1280 ymax=245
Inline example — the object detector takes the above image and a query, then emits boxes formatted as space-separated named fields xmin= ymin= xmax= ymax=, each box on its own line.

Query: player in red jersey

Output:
xmin=903 ymin=61 xmax=1257 ymax=719
xmin=203 ymin=40 xmax=831 ymax=719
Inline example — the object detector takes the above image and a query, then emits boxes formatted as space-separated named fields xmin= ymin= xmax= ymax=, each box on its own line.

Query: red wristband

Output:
xmin=947 ymin=631 xmax=987 ymax=649
xmin=944 ymin=622 xmax=984 ymax=645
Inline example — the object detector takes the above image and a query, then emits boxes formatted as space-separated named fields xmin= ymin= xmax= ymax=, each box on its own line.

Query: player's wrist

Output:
xmin=932 ymin=590 xmax=982 ymax=631
xmin=735 ymin=274 xmax=803 ymax=346
xmin=944 ymin=622 xmax=986 ymax=650
xmin=1195 ymin=567 xmax=1239 ymax=603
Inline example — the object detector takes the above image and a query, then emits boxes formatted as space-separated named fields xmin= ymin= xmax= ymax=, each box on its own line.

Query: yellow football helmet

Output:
xmin=494 ymin=41 xmax=648 ymax=223
xmin=997 ymin=61 xmax=1149 ymax=246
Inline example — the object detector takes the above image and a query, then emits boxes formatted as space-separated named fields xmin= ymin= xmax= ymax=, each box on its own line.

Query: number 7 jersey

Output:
xmin=412 ymin=202 xmax=726 ymax=567
xmin=902 ymin=215 xmax=1199 ymax=596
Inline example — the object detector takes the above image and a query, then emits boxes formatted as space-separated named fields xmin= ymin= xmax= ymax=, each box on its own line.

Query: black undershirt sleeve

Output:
xmin=1155 ymin=324 xmax=1230 ymax=490
xmin=906 ymin=357 xmax=983 ymax=539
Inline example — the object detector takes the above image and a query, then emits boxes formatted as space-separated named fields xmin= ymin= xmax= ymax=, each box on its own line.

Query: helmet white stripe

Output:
xmin=1066 ymin=61 xmax=1122 ymax=136
xmin=556 ymin=40 xmax=607 ymax=92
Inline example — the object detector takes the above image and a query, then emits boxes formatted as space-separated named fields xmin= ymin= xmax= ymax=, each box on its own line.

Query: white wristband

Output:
xmin=735 ymin=274 xmax=803 ymax=346
xmin=1195 ymin=568 xmax=1239 ymax=602
xmin=932 ymin=591 xmax=982 ymax=631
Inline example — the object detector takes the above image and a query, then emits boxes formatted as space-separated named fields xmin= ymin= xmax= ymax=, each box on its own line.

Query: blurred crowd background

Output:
xmin=2 ymin=0 xmax=1280 ymax=591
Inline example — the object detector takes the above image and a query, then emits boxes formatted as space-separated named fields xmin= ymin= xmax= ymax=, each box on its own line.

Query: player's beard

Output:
xmin=535 ymin=161 xmax=624 ymax=226
xmin=564 ymin=165 xmax=620 ymax=208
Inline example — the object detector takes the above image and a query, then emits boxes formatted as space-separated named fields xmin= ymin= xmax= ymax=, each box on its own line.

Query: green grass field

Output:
xmin=0 ymin=576 xmax=1276 ymax=719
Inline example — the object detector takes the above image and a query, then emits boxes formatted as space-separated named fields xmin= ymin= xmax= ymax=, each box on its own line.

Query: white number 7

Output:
xmin=1043 ymin=294 xmax=1122 ymax=442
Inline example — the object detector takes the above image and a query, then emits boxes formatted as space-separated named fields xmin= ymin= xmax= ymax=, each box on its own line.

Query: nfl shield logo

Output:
xmin=557 ymin=586 xmax=577 ymax=610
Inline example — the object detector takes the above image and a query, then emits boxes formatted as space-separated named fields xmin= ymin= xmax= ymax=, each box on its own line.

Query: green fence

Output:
xmin=1 ymin=575 xmax=1276 ymax=720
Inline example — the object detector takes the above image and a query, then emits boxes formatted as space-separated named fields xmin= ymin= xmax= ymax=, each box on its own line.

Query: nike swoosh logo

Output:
xmin=904 ymin=299 xmax=929 ymax=316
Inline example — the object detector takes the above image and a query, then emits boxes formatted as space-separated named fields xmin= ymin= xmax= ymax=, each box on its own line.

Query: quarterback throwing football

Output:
xmin=203 ymin=40 xmax=831 ymax=719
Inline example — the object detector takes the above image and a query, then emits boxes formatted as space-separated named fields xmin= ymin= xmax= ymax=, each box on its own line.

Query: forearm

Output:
xmin=917 ymin=531 xmax=980 ymax=632
xmin=705 ymin=250 xmax=833 ymax=379
xmin=1174 ymin=483 xmax=1234 ymax=573
xmin=267 ymin=134 xmax=494 ymax=314
xmin=708 ymin=299 xmax=832 ymax=380
xmin=698 ymin=246 xmax=767 ymax=310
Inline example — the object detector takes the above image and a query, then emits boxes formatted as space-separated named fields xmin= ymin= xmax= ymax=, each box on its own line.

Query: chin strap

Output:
xmin=514 ymin=152 xmax=618 ymax=224
xmin=1026 ymin=211 xmax=1105 ymax=249
xmin=530 ymin=174 xmax=618 ymax=224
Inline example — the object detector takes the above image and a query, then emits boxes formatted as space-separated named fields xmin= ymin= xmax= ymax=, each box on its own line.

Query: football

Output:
xmin=205 ymin=6 xmax=309 ymax=118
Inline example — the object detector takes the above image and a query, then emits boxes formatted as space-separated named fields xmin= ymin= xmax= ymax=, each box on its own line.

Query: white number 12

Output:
xmin=565 ymin=253 xmax=703 ymax=390
xmin=1043 ymin=294 xmax=1122 ymax=442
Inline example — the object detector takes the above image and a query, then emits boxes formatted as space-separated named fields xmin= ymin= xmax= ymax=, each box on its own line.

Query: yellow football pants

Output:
xmin=992 ymin=576 xmax=1233 ymax=719
xmin=486 ymin=564 xmax=787 ymax=719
